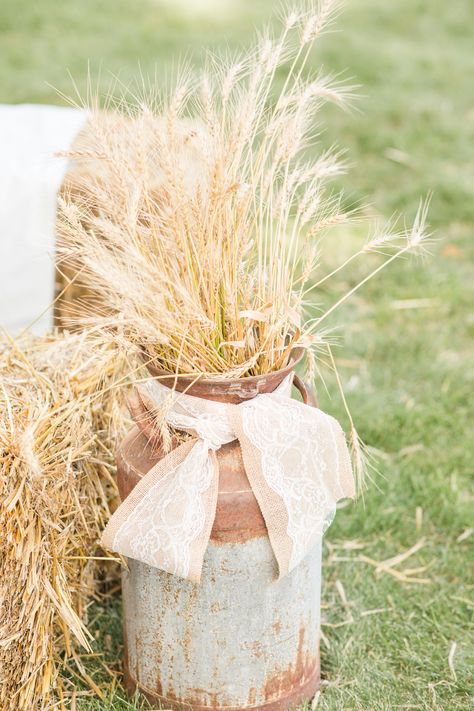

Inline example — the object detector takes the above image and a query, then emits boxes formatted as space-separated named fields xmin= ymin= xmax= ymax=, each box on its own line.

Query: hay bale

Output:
xmin=0 ymin=329 xmax=129 ymax=709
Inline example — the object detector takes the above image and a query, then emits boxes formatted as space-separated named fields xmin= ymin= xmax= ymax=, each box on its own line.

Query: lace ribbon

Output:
xmin=101 ymin=374 xmax=355 ymax=582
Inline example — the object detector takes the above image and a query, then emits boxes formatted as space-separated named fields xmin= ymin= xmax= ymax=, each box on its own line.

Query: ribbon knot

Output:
xmin=101 ymin=374 xmax=355 ymax=583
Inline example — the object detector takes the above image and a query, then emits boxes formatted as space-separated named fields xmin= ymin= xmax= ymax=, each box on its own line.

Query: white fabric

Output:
xmin=114 ymin=437 xmax=217 ymax=579
xmin=0 ymin=104 xmax=87 ymax=334
xmin=239 ymin=392 xmax=341 ymax=569
xmin=106 ymin=374 xmax=354 ymax=581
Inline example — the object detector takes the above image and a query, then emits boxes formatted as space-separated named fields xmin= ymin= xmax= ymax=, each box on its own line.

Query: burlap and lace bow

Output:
xmin=101 ymin=374 xmax=355 ymax=583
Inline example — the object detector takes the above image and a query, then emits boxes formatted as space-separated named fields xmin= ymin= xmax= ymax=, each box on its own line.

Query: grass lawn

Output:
xmin=1 ymin=0 xmax=473 ymax=709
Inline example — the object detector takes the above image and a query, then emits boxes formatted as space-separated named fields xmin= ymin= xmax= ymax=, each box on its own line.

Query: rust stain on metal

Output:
xmin=143 ymin=348 xmax=304 ymax=404
xmin=182 ymin=625 xmax=193 ymax=666
xmin=262 ymin=628 xmax=317 ymax=703
xmin=249 ymin=640 xmax=264 ymax=660
xmin=125 ymin=666 xmax=320 ymax=711
xmin=154 ymin=670 xmax=163 ymax=698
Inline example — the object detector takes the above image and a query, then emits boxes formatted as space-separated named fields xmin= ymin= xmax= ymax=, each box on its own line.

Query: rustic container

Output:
xmin=117 ymin=355 xmax=322 ymax=711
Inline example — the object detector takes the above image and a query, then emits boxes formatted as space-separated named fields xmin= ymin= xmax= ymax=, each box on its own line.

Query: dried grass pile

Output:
xmin=0 ymin=329 xmax=128 ymax=710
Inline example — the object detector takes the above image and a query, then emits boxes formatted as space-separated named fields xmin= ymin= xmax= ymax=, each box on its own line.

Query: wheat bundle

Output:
xmin=0 ymin=329 xmax=128 ymax=710
xmin=57 ymin=2 xmax=430 ymax=384
xmin=56 ymin=2 xmax=432 ymax=489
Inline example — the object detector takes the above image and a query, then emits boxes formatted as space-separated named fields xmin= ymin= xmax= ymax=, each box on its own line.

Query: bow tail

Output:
xmin=229 ymin=397 xmax=355 ymax=579
xmin=101 ymin=439 xmax=219 ymax=583
xmin=227 ymin=405 xmax=294 ymax=578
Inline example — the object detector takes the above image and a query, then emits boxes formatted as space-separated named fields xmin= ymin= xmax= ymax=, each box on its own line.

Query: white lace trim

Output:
xmin=113 ymin=439 xmax=214 ymax=579
xmin=239 ymin=393 xmax=340 ymax=571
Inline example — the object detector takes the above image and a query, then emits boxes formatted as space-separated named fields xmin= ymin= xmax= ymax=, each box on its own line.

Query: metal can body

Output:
xmin=118 ymin=426 xmax=321 ymax=711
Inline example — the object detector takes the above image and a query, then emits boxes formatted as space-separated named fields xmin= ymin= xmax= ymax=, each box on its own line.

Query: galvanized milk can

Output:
xmin=117 ymin=356 xmax=322 ymax=710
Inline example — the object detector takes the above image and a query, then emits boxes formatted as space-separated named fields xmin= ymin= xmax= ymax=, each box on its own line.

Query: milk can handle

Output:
xmin=293 ymin=374 xmax=318 ymax=408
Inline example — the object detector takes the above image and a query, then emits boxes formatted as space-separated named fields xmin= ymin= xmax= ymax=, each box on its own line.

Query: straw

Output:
xmin=0 ymin=329 xmax=129 ymax=710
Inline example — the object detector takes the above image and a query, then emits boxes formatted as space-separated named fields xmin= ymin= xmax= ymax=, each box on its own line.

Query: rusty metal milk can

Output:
xmin=117 ymin=354 xmax=322 ymax=711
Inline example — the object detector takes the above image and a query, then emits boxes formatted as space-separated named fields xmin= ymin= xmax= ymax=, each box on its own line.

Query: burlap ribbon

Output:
xmin=101 ymin=374 xmax=355 ymax=583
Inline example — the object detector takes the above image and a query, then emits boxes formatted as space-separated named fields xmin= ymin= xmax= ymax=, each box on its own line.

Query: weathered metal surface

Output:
xmin=121 ymin=537 xmax=321 ymax=710
xmin=117 ymin=366 xmax=321 ymax=710
xmin=142 ymin=348 xmax=304 ymax=403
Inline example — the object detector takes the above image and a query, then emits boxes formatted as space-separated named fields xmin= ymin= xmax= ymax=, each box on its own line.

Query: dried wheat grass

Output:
xmin=0 ymin=329 xmax=129 ymax=710
xmin=57 ymin=1 xmax=430 ymax=381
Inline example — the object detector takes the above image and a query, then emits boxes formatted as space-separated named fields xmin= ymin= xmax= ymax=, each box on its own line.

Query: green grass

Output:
xmin=1 ymin=0 xmax=473 ymax=709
